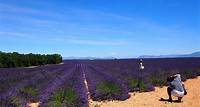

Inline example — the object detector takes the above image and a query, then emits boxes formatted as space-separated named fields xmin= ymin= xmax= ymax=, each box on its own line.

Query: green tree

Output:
xmin=0 ymin=51 xmax=62 ymax=68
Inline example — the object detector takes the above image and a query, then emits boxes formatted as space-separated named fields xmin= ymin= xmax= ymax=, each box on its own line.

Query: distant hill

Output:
xmin=63 ymin=51 xmax=200 ymax=59
xmin=139 ymin=51 xmax=200 ymax=58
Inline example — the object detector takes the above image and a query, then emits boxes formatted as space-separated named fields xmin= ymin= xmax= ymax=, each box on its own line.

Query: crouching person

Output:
xmin=166 ymin=74 xmax=187 ymax=102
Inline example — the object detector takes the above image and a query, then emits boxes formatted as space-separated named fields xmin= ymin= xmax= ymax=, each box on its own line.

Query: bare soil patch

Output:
xmin=90 ymin=76 xmax=200 ymax=107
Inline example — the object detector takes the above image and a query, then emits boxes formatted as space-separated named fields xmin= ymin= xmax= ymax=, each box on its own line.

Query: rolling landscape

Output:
xmin=0 ymin=0 xmax=199 ymax=107
xmin=0 ymin=52 xmax=200 ymax=107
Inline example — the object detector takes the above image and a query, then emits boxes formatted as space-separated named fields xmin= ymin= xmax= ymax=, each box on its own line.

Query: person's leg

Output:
xmin=178 ymin=97 xmax=182 ymax=102
xmin=167 ymin=87 xmax=173 ymax=102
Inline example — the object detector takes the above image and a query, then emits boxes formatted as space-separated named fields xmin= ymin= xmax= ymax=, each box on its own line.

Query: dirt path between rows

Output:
xmin=89 ymin=76 xmax=200 ymax=107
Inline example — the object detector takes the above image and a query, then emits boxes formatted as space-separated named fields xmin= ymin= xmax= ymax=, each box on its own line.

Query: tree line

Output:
xmin=0 ymin=51 xmax=62 ymax=68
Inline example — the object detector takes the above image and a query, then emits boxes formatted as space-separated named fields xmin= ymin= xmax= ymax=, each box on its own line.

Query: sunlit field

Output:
xmin=1 ymin=58 xmax=200 ymax=107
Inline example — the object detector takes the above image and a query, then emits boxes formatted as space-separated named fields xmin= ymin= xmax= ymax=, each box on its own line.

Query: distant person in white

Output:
xmin=139 ymin=59 xmax=144 ymax=70
xmin=166 ymin=74 xmax=187 ymax=102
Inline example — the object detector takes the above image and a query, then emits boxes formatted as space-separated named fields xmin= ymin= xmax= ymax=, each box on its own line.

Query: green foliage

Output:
xmin=128 ymin=78 xmax=139 ymax=89
xmin=48 ymin=101 xmax=62 ymax=107
xmin=128 ymin=78 xmax=146 ymax=92
xmin=20 ymin=85 xmax=38 ymax=100
xmin=181 ymin=69 xmax=196 ymax=79
xmin=138 ymin=80 xmax=146 ymax=92
xmin=0 ymin=62 xmax=3 ymax=67
xmin=97 ymin=81 xmax=121 ymax=95
xmin=48 ymin=87 xmax=77 ymax=106
xmin=0 ymin=51 xmax=62 ymax=68
xmin=151 ymin=77 xmax=165 ymax=86
xmin=9 ymin=96 xmax=23 ymax=107
xmin=150 ymin=70 xmax=166 ymax=87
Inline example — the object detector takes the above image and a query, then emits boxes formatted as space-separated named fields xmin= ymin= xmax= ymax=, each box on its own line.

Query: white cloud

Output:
xmin=0 ymin=31 xmax=129 ymax=46
xmin=0 ymin=31 xmax=30 ymax=38
xmin=0 ymin=2 xmax=133 ymax=23
xmin=70 ymin=7 xmax=133 ymax=21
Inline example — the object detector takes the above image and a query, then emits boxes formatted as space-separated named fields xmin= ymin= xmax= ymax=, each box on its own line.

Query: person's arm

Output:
xmin=169 ymin=82 xmax=175 ymax=89
xmin=172 ymin=75 xmax=178 ymax=79
xmin=182 ymin=82 xmax=185 ymax=88
xmin=182 ymin=82 xmax=187 ymax=95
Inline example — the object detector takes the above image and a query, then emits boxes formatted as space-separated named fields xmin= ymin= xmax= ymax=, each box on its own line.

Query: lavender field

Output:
xmin=1 ymin=58 xmax=200 ymax=107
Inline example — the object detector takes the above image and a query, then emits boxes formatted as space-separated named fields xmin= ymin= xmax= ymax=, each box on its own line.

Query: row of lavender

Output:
xmin=83 ymin=64 xmax=130 ymax=101
xmin=40 ymin=64 xmax=88 ymax=107
xmin=0 ymin=62 xmax=88 ymax=107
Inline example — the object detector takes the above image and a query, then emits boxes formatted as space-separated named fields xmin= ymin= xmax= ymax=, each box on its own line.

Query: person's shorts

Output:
xmin=171 ymin=89 xmax=184 ymax=97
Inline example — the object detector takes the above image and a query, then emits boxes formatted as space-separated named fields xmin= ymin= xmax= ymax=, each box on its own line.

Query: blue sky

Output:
xmin=0 ymin=0 xmax=199 ymax=58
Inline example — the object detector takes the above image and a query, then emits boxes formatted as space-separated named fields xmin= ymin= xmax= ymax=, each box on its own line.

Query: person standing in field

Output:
xmin=139 ymin=59 xmax=144 ymax=70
